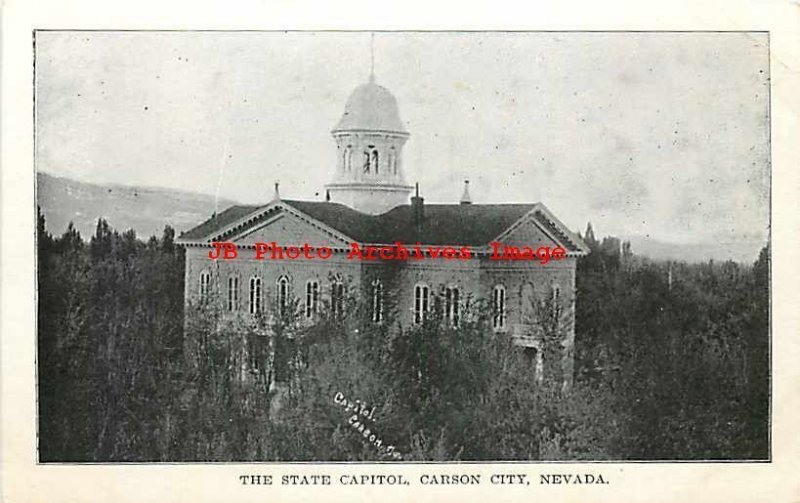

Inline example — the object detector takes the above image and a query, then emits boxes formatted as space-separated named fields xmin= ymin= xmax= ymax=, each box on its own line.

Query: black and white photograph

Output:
xmin=32 ymin=30 xmax=773 ymax=465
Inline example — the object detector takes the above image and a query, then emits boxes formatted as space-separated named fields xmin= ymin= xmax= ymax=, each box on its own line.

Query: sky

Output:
xmin=35 ymin=31 xmax=770 ymax=245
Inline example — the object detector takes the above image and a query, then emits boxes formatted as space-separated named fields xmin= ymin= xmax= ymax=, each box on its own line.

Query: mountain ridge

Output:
xmin=37 ymin=172 xmax=239 ymax=241
xmin=36 ymin=172 xmax=765 ymax=263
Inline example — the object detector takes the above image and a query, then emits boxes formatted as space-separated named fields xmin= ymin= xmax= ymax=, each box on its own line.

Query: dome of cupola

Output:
xmin=332 ymin=77 xmax=408 ymax=135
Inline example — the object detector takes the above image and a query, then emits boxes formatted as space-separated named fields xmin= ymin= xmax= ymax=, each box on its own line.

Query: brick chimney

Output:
xmin=411 ymin=182 xmax=424 ymax=230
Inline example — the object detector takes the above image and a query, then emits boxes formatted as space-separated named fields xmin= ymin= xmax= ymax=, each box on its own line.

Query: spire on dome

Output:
xmin=369 ymin=32 xmax=375 ymax=83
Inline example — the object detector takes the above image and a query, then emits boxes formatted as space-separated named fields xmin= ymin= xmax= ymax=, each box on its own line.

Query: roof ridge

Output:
xmin=178 ymin=199 xmax=583 ymax=253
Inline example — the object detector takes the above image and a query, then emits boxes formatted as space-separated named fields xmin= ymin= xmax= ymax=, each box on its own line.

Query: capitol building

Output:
xmin=177 ymin=72 xmax=588 ymax=385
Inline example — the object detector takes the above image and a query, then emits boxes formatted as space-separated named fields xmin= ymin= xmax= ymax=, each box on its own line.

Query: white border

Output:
xmin=3 ymin=1 xmax=799 ymax=502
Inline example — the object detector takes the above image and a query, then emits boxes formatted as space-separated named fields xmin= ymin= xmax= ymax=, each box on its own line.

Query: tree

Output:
xmin=38 ymin=215 xmax=770 ymax=461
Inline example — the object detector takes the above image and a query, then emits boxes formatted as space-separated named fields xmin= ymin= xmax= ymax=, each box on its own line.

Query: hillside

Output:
xmin=622 ymin=234 xmax=767 ymax=264
xmin=36 ymin=172 xmax=766 ymax=263
xmin=37 ymin=172 xmax=239 ymax=240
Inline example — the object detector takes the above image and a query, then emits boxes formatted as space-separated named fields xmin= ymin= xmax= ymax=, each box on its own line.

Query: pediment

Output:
xmin=492 ymin=206 xmax=588 ymax=255
xmin=218 ymin=202 xmax=352 ymax=248
xmin=494 ymin=215 xmax=565 ymax=249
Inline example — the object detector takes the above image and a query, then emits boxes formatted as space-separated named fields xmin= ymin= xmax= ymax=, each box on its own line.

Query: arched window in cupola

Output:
xmin=343 ymin=145 xmax=353 ymax=172
xmin=371 ymin=148 xmax=379 ymax=174
xmin=363 ymin=150 xmax=371 ymax=173
xmin=364 ymin=145 xmax=379 ymax=174
xmin=388 ymin=146 xmax=397 ymax=174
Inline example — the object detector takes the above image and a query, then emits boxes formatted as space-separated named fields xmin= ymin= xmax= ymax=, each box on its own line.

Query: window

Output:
xmin=389 ymin=147 xmax=397 ymax=174
xmin=363 ymin=151 xmax=371 ymax=173
xmin=305 ymin=279 xmax=320 ymax=319
xmin=371 ymin=279 xmax=383 ymax=323
xmin=343 ymin=145 xmax=353 ymax=172
xmin=199 ymin=270 xmax=211 ymax=300
xmin=413 ymin=283 xmax=430 ymax=325
xmin=520 ymin=282 xmax=535 ymax=322
xmin=536 ymin=350 xmax=544 ymax=384
xmin=276 ymin=275 xmax=290 ymax=316
xmin=531 ymin=347 xmax=544 ymax=384
xmin=227 ymin=275 xmax=240 ymax=312
xmin=331 ymin=275 xmax=345 ymax=320
xmin=444 ymin=285 xmax=460 ymax=327
xmin=524 ymin=347 xmax=544 ymax=383
xmin=364 ymin=146 xmax=379 ymax=174
xmin=249 ymin=276 xmax=262 ymax=314
xmin=492 ymin=285 xmax=506 ymax=331
xmin=247 ymin=333 xmax=265 ymax=372
xmin=551 ymin=283 xmax=562 ymax=321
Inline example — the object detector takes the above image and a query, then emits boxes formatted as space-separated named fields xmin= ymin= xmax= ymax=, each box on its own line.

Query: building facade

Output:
xmin=176 ymin=76 xmax=589 ymax=385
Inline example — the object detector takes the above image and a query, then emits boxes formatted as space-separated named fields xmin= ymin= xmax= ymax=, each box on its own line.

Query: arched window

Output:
xmin=389 ymin=147 xmax=397 ymax=174
xmin=534 ymin=347 xmax=544 ymax=384
xmin=524 ymin=347 xmax=544 ymax=384
xmin=371 ymin=279 xmax=384 ymax=323
xmin=249 ymin=276 xmax=262 ymax=314
xmin=199 ymin=270 xmax=211 ymax=300
xmin=492 ymin=285 xmax=506 ymax=331
xmin=551 ymin=283 xmax=562 ymax=321
xmin=331 ymin=275 xmax=345 ymax=320
xmin=305 ymin=279 xmax=320 ymax=319
xmin=363 ymin=150 xmax=371 ymax=173
xmin=444 ymin=285 xmax=460 ymax=327
xmin=413 ymin=283 xmax=430 ymax=325
xmin=520 ymin=282 xmax=535 ymax=322
xmin=276 ymin=275 xmax=290 ymax=316
xmin=227 ymin=275 xmax=240 ymax=312
xmin=343 ymin=145 xmax=353 ymax=172
xmin=371 ymin=149 xmax=379 ymax=174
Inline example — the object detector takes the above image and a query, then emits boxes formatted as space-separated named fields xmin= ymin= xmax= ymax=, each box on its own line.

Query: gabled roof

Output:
xmin=178 ymin=199 xmax=589 ymax=253
xmin=355 ymin=203 xmax=538 ymax=246
xmin=179 ymin=204 xmax=261 ymax=240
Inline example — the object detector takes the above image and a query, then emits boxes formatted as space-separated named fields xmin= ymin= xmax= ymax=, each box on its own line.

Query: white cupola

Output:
xmin=325 ymin=75 xmax=413 ymax=215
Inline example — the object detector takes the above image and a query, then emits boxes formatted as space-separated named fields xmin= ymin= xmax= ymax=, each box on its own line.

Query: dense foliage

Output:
xmin=37 ymin=210 xmax=769 ymax=461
